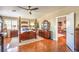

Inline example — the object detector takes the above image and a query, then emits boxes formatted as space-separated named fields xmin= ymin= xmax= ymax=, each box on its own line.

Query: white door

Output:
xmin=66 ymin=12 xmax=75 ymax=51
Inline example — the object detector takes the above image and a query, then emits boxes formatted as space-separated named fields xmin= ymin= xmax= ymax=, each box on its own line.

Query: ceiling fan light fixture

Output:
xmin=29 ymin=11 xmax=32 ymax=15
xmin=28 ymin=6 xmax=31 ymax=9
xmin=18 ymin=6 xmax=39 ymax=15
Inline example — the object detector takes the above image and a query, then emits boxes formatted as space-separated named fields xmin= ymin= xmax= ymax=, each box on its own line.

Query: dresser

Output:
xmin=39 ymin=20 xmax=51 ymax=39
xmin=38 ymin=30 xmax=51 ymax=39
xmin=10 ymin=30 xmax=18 ymax=37
xmin=75 ymin=28 xmax=79 ymax=51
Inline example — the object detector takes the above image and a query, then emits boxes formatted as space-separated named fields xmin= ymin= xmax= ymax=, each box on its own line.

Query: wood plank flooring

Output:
xmin=19 ymin=36 xmax=70 ymax=52
xmin=3 ymin=36 xmax=70 ymax=52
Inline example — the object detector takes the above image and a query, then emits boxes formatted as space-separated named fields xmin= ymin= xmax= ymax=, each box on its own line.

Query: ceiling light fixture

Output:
xmin=18 ymin=6 xmax=39 ymax=15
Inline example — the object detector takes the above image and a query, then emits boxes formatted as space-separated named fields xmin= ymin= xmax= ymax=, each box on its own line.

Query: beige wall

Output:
xmin=38 ymin=7 xmax=79 ymax=39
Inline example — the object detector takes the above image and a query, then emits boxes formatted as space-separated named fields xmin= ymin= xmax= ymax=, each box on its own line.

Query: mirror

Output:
xmin=42 ymin=20 xmax=50 ymax=31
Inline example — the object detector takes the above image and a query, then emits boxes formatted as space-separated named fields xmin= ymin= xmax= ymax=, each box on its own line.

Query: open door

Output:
xmin=66 ymin=12 xmax=75 ymax=52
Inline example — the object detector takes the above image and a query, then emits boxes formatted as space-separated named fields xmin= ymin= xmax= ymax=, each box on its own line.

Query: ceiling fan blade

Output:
xmin=18 ymin=6 xmax=27 ymax=10
xmin=31 ymin=8 xmax=39 ymax=10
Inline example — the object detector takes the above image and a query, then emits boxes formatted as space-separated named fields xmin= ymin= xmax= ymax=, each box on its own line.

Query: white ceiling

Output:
xmin=0 ymin=6 xmax=66 ymax=19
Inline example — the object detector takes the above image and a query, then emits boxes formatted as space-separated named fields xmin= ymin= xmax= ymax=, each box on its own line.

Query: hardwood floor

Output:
xmin=3 ymin=36 xmax=70 ymax=52
xmin=19 ymin=36 xmax=70 ymax=52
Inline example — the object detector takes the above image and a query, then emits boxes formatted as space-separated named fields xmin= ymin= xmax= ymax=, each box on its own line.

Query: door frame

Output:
xmin=0 ymin=16 xmax=4 ymax=52
xmin=56 ymin=12 xmax=75 ymax=52
xmin=56 ymin=15 xmax=66 ymax=41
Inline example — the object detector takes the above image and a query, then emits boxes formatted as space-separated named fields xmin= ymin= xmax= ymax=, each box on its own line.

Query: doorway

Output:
xmin=56 ymin=12 xmax=75 ymax=52
xmin=56 ymin=16 xmax=67 ymax=51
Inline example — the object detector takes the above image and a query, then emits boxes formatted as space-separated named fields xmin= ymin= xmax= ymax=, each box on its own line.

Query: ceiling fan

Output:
xmin=18 ymin=6 xmax=39 ymax=15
